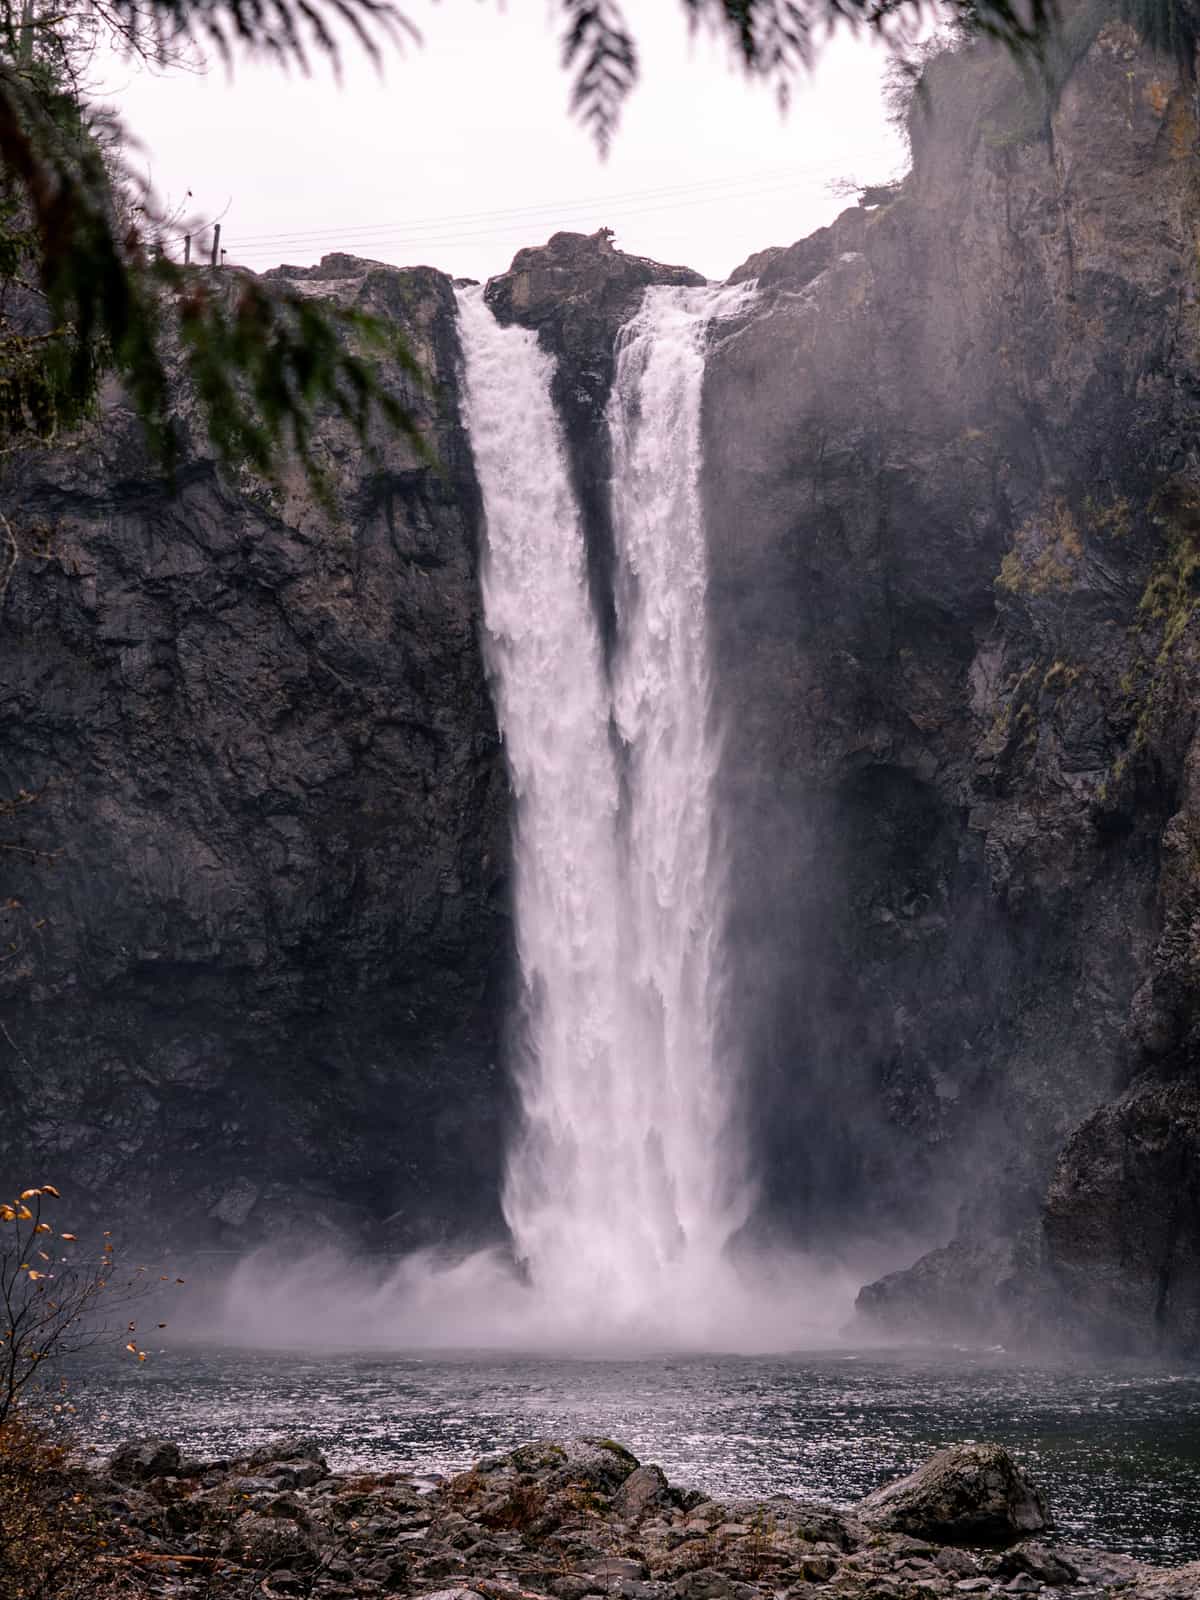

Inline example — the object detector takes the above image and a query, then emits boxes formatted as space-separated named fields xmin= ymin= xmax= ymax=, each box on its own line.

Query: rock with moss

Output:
xmin=858 ymin=1444 xmax=1048 ymax=1546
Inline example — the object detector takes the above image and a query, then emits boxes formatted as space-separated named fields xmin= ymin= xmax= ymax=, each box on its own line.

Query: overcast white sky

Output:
xmin=98 ymin=4 xmax=907 ymax=283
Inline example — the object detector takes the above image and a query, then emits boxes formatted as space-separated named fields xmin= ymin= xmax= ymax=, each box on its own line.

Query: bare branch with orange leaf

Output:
xmin=0 ymin=1183 xmax=177 ymax=1428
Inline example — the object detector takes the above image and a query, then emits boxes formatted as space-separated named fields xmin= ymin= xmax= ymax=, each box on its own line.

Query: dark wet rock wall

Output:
xmin=701 ymin=22 xmax=1200 ymax=1348
xmin=0 ymin=257 xmax=511 ymax=1250
xmin=4 ymin=23 xmax=1200 ymax=1352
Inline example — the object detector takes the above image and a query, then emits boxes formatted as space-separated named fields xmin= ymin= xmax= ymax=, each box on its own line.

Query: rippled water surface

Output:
xmin=65 ymin=1347 xmax=1200 ymax=1563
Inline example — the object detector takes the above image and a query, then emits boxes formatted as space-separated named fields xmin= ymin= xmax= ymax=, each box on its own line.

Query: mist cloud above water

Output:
xmin=208 ymin=1240 xmax=866 ymax=1355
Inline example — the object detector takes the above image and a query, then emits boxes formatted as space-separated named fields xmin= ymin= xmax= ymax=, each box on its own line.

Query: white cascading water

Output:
xmin=219 ymin=283 xmax=859 ymax=1350
xmin=456 ymin=281 xmax=755 ymax=1341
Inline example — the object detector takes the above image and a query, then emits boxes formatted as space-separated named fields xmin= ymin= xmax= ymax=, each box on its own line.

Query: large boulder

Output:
xmin=612 ymin=1462 xmax=671 ymax=1519
xmin=1042 ymin=1079 xmax=1200 ymax=1355
xmin=858 ymin=1444 xmax=1047 ymax=1545
xmin=484 ymin=229 xmax=702 ymax=333
xmin=854 ymin=1237 xmax=1021 ymax=1341
xmin=478 ymin=1436 xmax=640 ymax=1495
xmin=107 ymin=1437 xmax=182 ymax=1481
xmin=244 ymin=1436 xmax=329 ymax=1489
xmin=222 ymin=1512 xmax=320 ymax=1570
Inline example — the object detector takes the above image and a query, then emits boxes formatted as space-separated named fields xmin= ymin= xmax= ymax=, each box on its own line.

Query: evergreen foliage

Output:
xmin=0 ymin=0 xmax=1169 ymax=491
xmin=1121 ymin=0 xmax=1199 ymax=64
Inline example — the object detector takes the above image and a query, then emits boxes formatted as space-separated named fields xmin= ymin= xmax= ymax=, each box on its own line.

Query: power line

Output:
xmin=222 ymin=158 xmax=862 ymax=255
xmin=226 ymin=175 xmax=863 ymax=266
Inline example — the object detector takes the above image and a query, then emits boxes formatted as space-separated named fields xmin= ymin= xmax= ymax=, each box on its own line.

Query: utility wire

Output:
xmin=227 ymin=172 xmax=862 ymax=264
xmin=218 ymin=158 xmax=866 ymax=257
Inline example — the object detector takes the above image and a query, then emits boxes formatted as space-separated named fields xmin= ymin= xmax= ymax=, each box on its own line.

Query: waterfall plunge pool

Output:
xmin=62 ymin=1345 xmax=1200 ymax=1563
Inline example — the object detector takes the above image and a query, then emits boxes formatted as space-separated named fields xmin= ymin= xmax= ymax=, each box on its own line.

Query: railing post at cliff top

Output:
xmin=210 ymin=223 xmax=221 ymax=268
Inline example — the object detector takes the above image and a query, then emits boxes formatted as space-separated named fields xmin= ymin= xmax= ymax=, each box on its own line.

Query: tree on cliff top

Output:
xmin=0 ymin=0 xmax=1172 ymax=492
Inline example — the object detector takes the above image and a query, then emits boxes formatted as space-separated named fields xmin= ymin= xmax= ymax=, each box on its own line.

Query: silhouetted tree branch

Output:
xmin=0 ymin=0 xmax=1186 ymax=492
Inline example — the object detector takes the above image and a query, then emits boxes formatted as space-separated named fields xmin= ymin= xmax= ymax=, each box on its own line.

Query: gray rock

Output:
xmin=107 ymin=1437 xmax=182 ymax=1480
xmin=488 ymin=1437 xmax=640 ymax=1495
xmin=671 ymin=1570 xmax=734 ymax=1600
xmin=223 ymin=1513 xmax=320 ymax=1570
xmin=403 ymin=1590 xmax=487 ymax=1600
xmin=703 ymin=19 xmax=1200 ymax=1345
xmin=1129 ymin=1560 xmax=1200 ymax=1598
xmin=550 ymin=1579 xmax=602 ymax=1600
xmin=858 ymin=1445 xmax=1047 ymax=1546
xmin=208 ymin=1176 xmax=260 ymax=1227
xmin=936 ymin=1549 xmax=981 ymax=1576
xmin=248 ymin=1436 xmax=329 ymax=1469
xmin=613 ymin=1464 xmax=672 ymax=1520
xmin=1042 ymin=1081 xmax=1200 ymax=1354
xmin=485 ymin=229 xmax=704 ymax=655
xmin=0 ymin=254 xmax=509 ymax=1256
xmin=590 ymin=1557 xmax=649 ymax=1582
xmin=994 ymin=1545 xmax=1078 ymax=1587
xmin=855 ymin=1239 xmax=1019 ymax=1341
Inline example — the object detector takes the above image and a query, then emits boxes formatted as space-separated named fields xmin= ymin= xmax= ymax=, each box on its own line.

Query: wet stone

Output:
xmin=57 ymin=1433 xmax=1188 ymax=1600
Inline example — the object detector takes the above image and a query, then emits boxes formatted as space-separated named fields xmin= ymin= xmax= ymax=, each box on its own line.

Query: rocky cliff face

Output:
xmin=0 ymin=256 xmax=510 ymax=1251
xmin=484 ymin=230 xmax=703 ymax=651
xmin=701 ymin=22 xmax=1200 ymax=1349
xmin=4 ymin=20 xmax=1199 ymax=1352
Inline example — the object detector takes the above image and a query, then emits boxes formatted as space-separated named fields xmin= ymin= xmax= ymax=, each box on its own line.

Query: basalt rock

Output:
xmin=485 ymin=229 xmax=703 ymax=652
xmin=5 ymin=17 xmax=1200 ymax=1356
xmin=703 ymin=22 xmax=1200 ymax=1346
xmin=108 ymin=1437 xmax=183 ymax=1481
xmin=613 ymin=1463 xmax=673 ymax=1520
xmin=0 ymin=254 xmax=510 ymax=1252
xmin=1041 ymin=1078 xmax=1200 ymax=1352
xmin=64 ymin=1433 xmax=1187 ymax=1599
xmin=858 ymin=1445 xmax=1047 ymax=1546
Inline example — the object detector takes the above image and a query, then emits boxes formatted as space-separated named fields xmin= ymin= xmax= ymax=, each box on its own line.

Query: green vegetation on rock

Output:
xmin=997 ymin=497 xmax=1085 ymax=597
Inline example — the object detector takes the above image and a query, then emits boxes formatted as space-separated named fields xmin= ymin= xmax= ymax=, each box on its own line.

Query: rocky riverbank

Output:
xmin=57 ymin=1433 xmax=1200 ymax=1599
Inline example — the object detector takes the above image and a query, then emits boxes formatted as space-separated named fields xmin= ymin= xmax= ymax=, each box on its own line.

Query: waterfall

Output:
xmin=457 ymin=282 xmax=754 ymax=1341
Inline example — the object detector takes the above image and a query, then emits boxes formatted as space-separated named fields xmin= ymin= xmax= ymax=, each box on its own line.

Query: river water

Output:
xmin=64 ymin=1345 xmax=1200 ymax=1563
